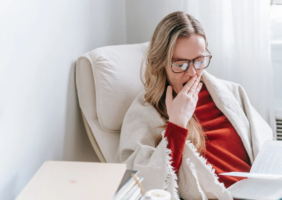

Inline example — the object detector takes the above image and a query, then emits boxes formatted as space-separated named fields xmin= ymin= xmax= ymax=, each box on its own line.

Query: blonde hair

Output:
xmin=141 ymin=11 xmax=207 ymax=154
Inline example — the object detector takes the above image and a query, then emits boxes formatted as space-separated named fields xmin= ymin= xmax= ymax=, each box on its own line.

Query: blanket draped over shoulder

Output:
xmin=114 ymin=71 xmax=274 ymax=200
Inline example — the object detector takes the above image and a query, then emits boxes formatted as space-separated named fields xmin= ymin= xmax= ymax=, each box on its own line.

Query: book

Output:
xmin=114 ymin=170 xmax=141 ymax=200
xmin=122 ymin=177 xmax=144 ymax=200
xmin=128 ymin=186 xmax=142 ymax=200
xmin=116 ymin=170 xmax=139 ymax=193
xmin=220 ymin=141 xmax=282 ymax=200
xmin=15 ymin=161 xmax=127 ymax=200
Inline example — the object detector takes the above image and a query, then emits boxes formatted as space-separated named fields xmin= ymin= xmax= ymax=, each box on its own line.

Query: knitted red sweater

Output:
xmin=164 ymin=84 xmax=251 ymax=188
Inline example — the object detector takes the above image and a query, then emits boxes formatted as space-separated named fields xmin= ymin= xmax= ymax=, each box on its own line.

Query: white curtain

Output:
xmin=166 ymin=0 xmax=276 ymax=134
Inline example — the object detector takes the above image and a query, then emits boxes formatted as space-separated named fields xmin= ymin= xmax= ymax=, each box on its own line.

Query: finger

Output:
xmin=181 ymin=75 xmax=197 ymax=94
xmin=165 ymin=86 xmax=173 ymax=109
xmin=193 ymin=82 xmax=203 ymax=96
xmin=188 ymin=76 xmax=200 ymax=95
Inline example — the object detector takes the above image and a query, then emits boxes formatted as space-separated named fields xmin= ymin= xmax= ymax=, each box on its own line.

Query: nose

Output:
xmin=185 ymin=62 xmax=197 ymax=76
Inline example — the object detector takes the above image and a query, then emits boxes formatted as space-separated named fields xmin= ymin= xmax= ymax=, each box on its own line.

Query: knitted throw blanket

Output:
xmin=114 ymin=71 xmax=274 ymax=200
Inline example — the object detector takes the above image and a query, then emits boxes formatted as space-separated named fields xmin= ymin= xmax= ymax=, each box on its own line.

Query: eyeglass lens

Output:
xmin=172 ymin=56 xmax=211 ymax=73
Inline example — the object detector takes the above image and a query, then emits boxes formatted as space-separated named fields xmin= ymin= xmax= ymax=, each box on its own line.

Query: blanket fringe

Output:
xmin=185 ymin=140 xmax=230 ymax=195
xmin=163 ymin=136 xmax=180 ymax=200
xmin=185 ymin=158 xmax=208 ymax=200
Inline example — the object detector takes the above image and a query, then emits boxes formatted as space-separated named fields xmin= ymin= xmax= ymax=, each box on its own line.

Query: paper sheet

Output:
xmin=251 ymin=141 xmax=282 ymax=174
xmin=220 ymin=172 xmax=282 ymax=179
xmin=228 ymin=179 xmax=282 ymax=200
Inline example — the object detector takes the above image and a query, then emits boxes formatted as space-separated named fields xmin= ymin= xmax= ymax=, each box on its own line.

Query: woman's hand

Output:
xmin=165 ymin=75 xmax=202 ymax=128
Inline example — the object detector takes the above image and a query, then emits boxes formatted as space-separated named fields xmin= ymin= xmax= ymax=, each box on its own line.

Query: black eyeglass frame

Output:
xmin=171 ymin=49 xmax=212 ymax=73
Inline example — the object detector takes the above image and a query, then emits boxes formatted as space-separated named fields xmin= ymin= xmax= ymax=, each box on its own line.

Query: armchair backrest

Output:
xmin=76 ymin=42 xmax=149 ymax=162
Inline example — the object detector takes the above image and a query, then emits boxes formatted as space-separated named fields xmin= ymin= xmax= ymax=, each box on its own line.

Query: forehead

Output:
xmin=173 ymin=34 xmax=206 ymax=60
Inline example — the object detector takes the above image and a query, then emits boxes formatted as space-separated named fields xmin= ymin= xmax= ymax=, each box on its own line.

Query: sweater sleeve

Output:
xmin=164 ymin=121 xmax=189 ymax=174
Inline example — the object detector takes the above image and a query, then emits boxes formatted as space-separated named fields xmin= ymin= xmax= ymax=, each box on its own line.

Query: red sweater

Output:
xmin=164 ymin=84 xmax=251 ymax=188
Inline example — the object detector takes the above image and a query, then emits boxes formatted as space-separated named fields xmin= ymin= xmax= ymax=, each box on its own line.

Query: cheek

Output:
xmin=171 ymin=73 xmax=183 ymax=82
xmin=166 ymin=68 xmax=182 ymax=84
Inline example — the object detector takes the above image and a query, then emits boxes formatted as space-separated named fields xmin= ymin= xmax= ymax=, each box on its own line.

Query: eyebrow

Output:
xmin=172 ymin=54 xmax=206 ymax=61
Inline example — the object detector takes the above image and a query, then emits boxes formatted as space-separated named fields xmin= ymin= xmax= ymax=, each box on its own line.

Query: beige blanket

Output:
xmin=114 ymin=70 xmax=274 ymax=200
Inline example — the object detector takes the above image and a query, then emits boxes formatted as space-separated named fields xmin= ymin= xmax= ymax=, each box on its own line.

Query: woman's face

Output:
xmin=165 ymin=34 xmax=206 ymax=94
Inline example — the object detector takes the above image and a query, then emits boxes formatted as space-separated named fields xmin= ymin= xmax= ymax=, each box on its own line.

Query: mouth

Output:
xmin=182 ymin=82 xmax=188 ymax=86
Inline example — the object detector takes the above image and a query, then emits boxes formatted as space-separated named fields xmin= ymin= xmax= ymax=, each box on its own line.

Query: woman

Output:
xmin=114 ymin=11 xmax=273 ymax=200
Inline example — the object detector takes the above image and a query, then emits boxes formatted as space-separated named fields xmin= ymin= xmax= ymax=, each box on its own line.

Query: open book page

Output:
xmin=250 ymin=141 xmax=282 ymax=174
xmin=228 ymin=179 xmax=282 ymax=200
xmin=220 ymin=172 xmax=282 ymax=179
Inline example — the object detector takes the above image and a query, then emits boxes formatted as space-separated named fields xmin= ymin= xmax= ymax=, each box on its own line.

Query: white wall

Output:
xmin=0 ymin=0 xmax=126 ymax=199
xmin=125 ymin=0 xmax=183 ymax=43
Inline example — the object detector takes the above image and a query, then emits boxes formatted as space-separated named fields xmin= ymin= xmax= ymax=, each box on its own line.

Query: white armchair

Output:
xmin=76 ymin=43 xmax=149 ymax=162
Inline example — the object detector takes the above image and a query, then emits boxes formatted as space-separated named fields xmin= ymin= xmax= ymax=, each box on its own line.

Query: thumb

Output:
xmin=165 ymin=86 xmax=173 ymax=109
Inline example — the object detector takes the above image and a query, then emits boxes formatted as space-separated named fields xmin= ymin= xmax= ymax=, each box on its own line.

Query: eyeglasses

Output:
xmin=171 ymin=49 xmax=212 ymax=73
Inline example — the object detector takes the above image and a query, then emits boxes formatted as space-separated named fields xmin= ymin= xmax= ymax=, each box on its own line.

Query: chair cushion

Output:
xmin=89 ymin=42 xmax=149 ymax=132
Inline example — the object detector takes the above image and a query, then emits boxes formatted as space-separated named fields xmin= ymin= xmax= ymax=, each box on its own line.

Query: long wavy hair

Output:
xmin=141 ymin=11 xmax=207 ymax=154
